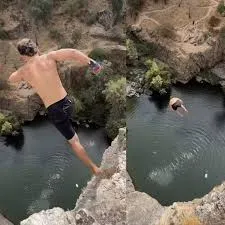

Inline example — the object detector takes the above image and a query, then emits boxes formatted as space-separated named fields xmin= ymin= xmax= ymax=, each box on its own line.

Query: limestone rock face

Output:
xmin=0 ymin=214 xmax=14 ymax=225
xmin=74 ymin=127 xmax=126 ymax=225
xmin=20 ymin=208 xmax=76 ymax=225
xmin=195 ymin=182 xmax=225 ymax=225
xmin=127 ymin=0 xmax=225 ymax=84
xmin=127 ymin=192 xmax=165 ymax=225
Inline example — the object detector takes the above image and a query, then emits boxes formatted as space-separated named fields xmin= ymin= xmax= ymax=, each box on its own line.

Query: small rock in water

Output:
xmin=152 ymin=152 xmax=157 ymax=155
xmin=76 ymin=184 xmax=79 ymax=188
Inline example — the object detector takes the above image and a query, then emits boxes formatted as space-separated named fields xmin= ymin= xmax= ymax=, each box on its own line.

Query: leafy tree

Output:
xmin=104 ymin=77 xmax=126 ymax=139
xmin=1 ymin=121 xmax=13 ymax=135
xmin=30 ymin=0 xmax=53 ymax=23
xmin=144 ymin=59 xmax=171 ymax=94
xmin=217 ymin=0 xmax=225 ymax=15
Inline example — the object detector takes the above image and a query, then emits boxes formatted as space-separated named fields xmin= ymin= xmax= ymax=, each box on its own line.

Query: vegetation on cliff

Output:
xmin=104 ymin=77 xmax=126 ymax=139
xmin=217 ymin=1 xmax=225 ymax=15
xmin=66 ymin=59 xmax=126 ymax=139
xmin=0 ymin=0 xmax=126 ymax=139
xmin=126 ymin=39 xmax=138 ymax=63
xmin=144 ymin=59 xmax=171 ymax=95
xmin=0 ymin=113 xmax=21 ymax=136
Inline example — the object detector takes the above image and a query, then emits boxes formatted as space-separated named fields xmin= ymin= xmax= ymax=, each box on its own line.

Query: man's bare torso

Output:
xmin=20 ymin=54 xmax=67 ymax=108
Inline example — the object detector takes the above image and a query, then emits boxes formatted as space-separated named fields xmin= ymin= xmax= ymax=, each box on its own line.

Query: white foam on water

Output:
xmin=89 ymin=140 xmax=95 ymax=147
xmin=27 ymin=188 xmax=54 ymax=215
xmin=149 ymin=168 xmax=174 ymax=186
xmin=27 ymin=198 xmax=50 ymax=215
xmin=50 ymin=173 xmax=61 ymax=180
xmin=40 ymin=188 xmax=54 ymax=199
xmin=148 ymin=150 xmax=196 ymax=186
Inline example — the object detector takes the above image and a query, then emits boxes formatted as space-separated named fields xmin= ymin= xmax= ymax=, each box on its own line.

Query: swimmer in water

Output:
xmin=169 ymin=97 xmax=188 ymax=117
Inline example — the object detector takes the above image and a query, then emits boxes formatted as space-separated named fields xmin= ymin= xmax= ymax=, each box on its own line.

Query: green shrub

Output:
xmin=144 ymin=59 xmax=171 ymax=94
xmin=106 ymin=118 xmax=125 ymax=139
xmin=0 ymin=113 xmax=6 ymax=127
xmin=6 ymin=115 xmax=21 ymax=130
xmin=59 ymin=40 xmax=74 ymax=48
xmin=85 ymin=12 xmax=97 ymax=25
xmin=88 ymin=48 xmax=106 ymax=61
xmin=49 ymin=29 xmax=63 ymax=41
xmin=217 ymin=0 xmax=225 ymax=15
xmin=0 ymin=27 xmax=9 ymax=40
xmin=126 ymin=39 xmax=138 ymax=61
xmin=104 ymin=77 xmax=126 ymax=139
xmin=112 ymin=0 xmax=124 ymax=24
xmin=70 ymin=96 xmax=83 ymax=114
xmin=71 ymin=30 xmax=82 ymax=45
xmin=127 ymin=0 xmax=144 ymax=11
xmin=65 ymin=0 xmax=88 ymax=17
xmin=104 ymin=77 xmax=126 ymax=105
xmin=1 ymin=121 xmax=13 ymax=135
xmin=29 ymin=0 xmax=53 ymax=23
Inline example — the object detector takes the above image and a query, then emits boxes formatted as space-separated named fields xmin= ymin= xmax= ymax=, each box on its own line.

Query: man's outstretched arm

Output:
xmin=47 ymin=49 xmax=102 ymax=74
xmin=47 ymin=49 xmax=91 ymax=64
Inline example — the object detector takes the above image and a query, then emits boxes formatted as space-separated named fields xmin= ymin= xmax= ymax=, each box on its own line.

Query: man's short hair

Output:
xmin=17 ymin=38 xmax=38 ymax=57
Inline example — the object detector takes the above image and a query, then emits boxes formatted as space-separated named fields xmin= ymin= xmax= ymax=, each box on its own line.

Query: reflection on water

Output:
xmin=148 ymin=90 xmax=171 ymax=112
xmin=127 ymin=81 xmax=225 ymax=205
xmin=4 ymin=132 xmax=25 ymax=150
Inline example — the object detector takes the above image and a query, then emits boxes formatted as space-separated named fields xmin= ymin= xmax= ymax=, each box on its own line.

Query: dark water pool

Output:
xmin=127 ymin=81 xmax=225 ymax=205
xmin=0 ymin=117 xmax=108 ymax=224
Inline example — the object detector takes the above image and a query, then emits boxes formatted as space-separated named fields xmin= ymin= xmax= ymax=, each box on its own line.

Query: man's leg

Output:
xmin=68 ymin=133 xmax=102 ymax=175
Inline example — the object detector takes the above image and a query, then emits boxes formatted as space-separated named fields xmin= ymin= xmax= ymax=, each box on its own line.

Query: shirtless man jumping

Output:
xmin=169 ymin=97 xmax=188 ymax=117
xmin=5 ymin=38 xmax=103 ymax=175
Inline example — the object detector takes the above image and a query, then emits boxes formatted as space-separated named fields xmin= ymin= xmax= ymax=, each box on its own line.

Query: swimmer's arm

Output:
xmin=47 ymin=49 xmax=92 ymax=65
xmin=181 ymin=105 xmax=188 ymax=112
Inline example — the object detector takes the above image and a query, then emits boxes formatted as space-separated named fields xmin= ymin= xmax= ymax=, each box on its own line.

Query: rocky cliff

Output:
xmin=0 ymin=214 xmax=13 ymax=225
xmin=0 ymin=0 xmax=126 ymax=122
xmin=127 ymin=0 xmax=225 ymax=86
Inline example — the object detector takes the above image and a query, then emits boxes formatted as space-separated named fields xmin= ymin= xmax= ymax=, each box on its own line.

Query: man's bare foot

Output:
xmin=91 ymin=166 xmax=102 ymax=176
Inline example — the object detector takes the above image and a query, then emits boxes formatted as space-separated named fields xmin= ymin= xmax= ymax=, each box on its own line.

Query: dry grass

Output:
xmin=182 ymin=216 xmax=202 ymax=225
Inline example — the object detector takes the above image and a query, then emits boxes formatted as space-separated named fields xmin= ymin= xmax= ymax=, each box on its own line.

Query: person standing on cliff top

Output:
xmin=3 ymin=38 xmax=103 ymax=175
xmin=169 ymin=97 xmax=188 ymax=117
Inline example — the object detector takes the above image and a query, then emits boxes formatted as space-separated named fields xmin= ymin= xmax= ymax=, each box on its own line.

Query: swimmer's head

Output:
xmin=17 ymin=38 xmax=38 ymax=59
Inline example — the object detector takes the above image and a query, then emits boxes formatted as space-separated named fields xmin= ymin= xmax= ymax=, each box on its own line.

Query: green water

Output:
xmin=0 ymin=117 xmax=108 ymax=224
xmin=127 ymin=81 xmax=225 ymax=205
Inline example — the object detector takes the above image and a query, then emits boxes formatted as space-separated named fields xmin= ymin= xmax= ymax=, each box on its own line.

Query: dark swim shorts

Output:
xmin=171 ymin=100 xmax=182 ymax=111
xmin=47 ymin=96 xmax=76 ymax=140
